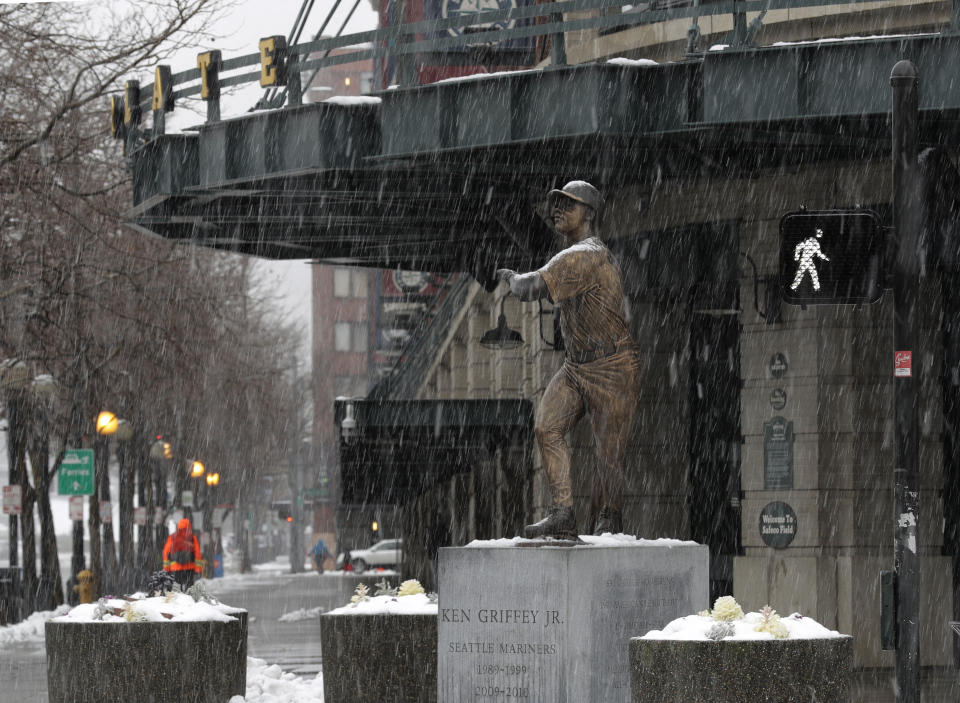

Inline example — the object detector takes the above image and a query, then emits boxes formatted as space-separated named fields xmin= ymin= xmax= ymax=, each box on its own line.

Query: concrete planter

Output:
xmin=45 ymin=610 xmax=247 ymax=703
xmin=320 ymin=612 xmax=437 ymax=703
xmin=630 ymin=636 xmax=853 ymax=703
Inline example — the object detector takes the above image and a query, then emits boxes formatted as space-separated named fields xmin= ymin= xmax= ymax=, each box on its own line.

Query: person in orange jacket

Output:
xmin=162 ymin=518 xmax=204 ymax=590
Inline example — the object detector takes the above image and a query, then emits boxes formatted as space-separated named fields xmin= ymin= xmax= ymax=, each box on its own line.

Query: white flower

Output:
xmin=121 ymin=603 xmax=147 ymax=622
xmin=350 ymin=583 xmax=370 ymax=603
xmin=711 ymin=596 xmax=744 ymax=621
xmin=754 ymin=605 xmax=789 ymax=639
xmin=397 ymin=579 xmax=425 ymax=597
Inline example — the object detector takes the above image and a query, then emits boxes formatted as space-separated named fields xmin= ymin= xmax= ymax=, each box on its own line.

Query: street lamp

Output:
xmin=340 ymin=401 xmax=358 ymax=444
xmin=96 ymin=410 xmax=119 ymax=435
xmin=2 ymin=359 xmax=30 ymax=587
xmin=96 ymin=410 xmax=119 ymax=595
xmin=146 ymin=438 xmax=172 ymax=574
xmin=188 ymin=465 xmax=220 ymax=579
xmin=114 ymin=419 xmax=134 ymax=591
xmin=29 ymin=374 xmax=58 ymax=611
xmin=480 ymin=296 xmax=525 ymax=350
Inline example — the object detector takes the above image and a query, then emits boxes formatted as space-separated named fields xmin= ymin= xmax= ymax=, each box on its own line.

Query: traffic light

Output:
xmin=779 ymin=209 xmax=884 ymax=305
xmin=276 ymin=504 xmax=291 ymax=521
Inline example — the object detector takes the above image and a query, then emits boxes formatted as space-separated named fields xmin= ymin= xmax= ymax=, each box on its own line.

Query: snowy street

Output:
xmin=0 ymin=562 xmax=372 ymax=702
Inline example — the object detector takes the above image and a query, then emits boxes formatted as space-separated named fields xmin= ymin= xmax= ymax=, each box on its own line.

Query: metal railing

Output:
xmin=115 ymin=0 xmax=946 ymax=137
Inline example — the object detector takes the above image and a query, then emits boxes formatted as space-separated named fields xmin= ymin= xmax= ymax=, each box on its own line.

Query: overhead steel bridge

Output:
xmin=119 ymin=0 xmax=960 ymax=286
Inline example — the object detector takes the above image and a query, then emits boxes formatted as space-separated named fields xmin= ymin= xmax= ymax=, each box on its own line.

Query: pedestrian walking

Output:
xmin=162 ymin=518 xmax=204 ymax=590
xmin=790 ymin=227 xmax=830 ymax=291
xmin=307 ymin=537 xmax=333 ymax=573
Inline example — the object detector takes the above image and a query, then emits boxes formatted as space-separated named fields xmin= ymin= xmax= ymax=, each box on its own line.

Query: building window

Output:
xmin=334 ymin=322 xmax=352 ymax=351
xmin=353 ymin=323 xmax=368 ymax=352
xmin=333 ymin=268 xmax=351 ymax=297
xmin=352 ymin=270 xmax=368 ymax=298
xmin=334 ymin=268 xmax=368 ymax=298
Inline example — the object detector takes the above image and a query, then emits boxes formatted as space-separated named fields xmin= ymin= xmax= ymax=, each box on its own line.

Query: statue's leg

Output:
xmin=534 ymin=365 xmax=585 ymax=508
xmin=586 ymin=350 xmax=642 ymax=518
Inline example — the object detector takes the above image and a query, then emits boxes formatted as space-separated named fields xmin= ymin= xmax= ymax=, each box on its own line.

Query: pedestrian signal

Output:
xmin=779 ymin=210 xmax=884 ymax=305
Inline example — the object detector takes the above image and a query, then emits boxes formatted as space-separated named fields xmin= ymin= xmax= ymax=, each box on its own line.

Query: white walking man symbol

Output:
xmin=790 ymin=227 xmax=830 ymax=291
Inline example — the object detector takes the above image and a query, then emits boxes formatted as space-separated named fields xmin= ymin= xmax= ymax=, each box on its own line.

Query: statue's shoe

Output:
xmin=592 ymin=508 xmax=623 ymax=536
xmin=524 ymin=505 xmax=576 ymax=540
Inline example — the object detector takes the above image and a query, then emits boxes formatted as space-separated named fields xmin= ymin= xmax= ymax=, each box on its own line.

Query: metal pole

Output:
xmin=6 ymin=392 xmax=24 ymax=623
xmin=890 ymin=59 xmax=922 ymax=703
xmin=89 ymin=436 xmax=102 ymax=599
xmin=6 ymin=394 xmax=20 ymax=572
xmin=732 ymin=1 xmax=748 ymax=47
xmin=550 ymin=13 xmax=567 ymax=66
xmin=100 ymin=436 xmax=117 ymax=595
xmin=154 ymin=459 xmax=168 ymax=569
xmin=136 ymin=440 xmax=147 ymax=581
xmin=68 ymin=388 xmax=84 ymax=597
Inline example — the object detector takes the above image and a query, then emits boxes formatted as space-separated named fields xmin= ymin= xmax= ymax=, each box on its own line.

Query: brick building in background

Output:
xmin=307 ymin=48 xmax=375 ymax=552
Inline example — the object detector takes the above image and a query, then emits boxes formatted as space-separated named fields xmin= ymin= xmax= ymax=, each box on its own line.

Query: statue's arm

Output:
xmin=495 ymin=269 xmax=550 ymax=302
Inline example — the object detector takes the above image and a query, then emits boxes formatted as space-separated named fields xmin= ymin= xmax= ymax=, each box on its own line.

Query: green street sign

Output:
xmin=58 ymin=449 xmax=95 ymax=496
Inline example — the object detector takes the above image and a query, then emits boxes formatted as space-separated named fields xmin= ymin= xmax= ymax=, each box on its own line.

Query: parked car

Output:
xmin=349 ymin=539 xmax=403 ymax=573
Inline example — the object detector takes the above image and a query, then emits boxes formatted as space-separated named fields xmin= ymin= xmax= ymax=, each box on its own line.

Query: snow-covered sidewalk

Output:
xmin=0 ymin=605 xmax=70 ymax=646
xmin=235 ymin=658 xmax=325 ymax=702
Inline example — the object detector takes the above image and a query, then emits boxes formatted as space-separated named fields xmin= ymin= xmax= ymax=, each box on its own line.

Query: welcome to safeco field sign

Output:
xmin=58 ymin=449 xmax=95 ymax=496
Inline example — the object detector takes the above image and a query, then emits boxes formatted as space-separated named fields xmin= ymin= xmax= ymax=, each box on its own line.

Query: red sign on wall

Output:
xmin=895 ymin=351 xmax=912 ymax=378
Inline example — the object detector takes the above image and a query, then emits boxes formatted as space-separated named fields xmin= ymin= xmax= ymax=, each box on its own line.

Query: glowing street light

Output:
xmin=205 ymin=472 xmax=220 ymax=486
xmin=96 ymin=410 xmax=118 ymax=436
xmin=190 ymin=460 xmax=205 ymax=478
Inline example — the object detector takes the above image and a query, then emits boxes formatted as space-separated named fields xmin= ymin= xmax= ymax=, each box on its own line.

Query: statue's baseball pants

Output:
xmin=534 ymin=347 xmax=641 ymax=509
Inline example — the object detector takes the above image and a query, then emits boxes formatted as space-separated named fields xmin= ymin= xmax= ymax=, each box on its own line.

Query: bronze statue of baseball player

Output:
xmin=496 ymin=181 xmax=641 ymax=540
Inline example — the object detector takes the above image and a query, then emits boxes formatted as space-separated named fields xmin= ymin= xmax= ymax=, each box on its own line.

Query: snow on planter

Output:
xmin=630 ymin=596 xmax=852 ymax=703
xmin=46 ymin=587 xmax=248 ymax=703
xmin=321 ymin=579 xmax=438 ymax=703
xmin=466 ymin=534 xmax=697 ymax=548
xmin=54 ymin=591 xmax=243 ymax=623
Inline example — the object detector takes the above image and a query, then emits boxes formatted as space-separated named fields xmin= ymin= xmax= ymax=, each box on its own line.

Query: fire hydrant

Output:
xmin=73 ymin=570 xmax=94 ymax=604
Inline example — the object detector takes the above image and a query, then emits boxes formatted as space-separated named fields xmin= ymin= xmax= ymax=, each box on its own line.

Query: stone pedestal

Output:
xmin=45 ymin=611 xmax=247 ymax=703
xmin=438 ymin=541 xmax=708 ymax=702
xmin=320 ymin=613 xmax=437 ymax=703
xmin=630 ymin=637 xmax=853 ymax=702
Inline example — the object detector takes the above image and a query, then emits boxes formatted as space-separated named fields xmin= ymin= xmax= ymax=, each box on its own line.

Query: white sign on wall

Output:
xmin=69 ymin=496 xmax=84 ymax=521
xmin=2 ymin=485 xmax=22 ymax=515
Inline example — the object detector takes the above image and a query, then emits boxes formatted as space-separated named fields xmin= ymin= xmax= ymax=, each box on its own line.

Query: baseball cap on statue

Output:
xmin=547 ymin=180 xmax=603 ymax=213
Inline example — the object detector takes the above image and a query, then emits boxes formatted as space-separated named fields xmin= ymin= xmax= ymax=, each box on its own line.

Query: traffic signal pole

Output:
xmin=890 ymin=59 xmax=922 ymax=703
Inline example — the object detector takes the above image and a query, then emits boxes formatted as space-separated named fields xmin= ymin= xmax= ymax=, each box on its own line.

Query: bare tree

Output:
xmin=0 ymin=0 xmax=315 ymax=608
